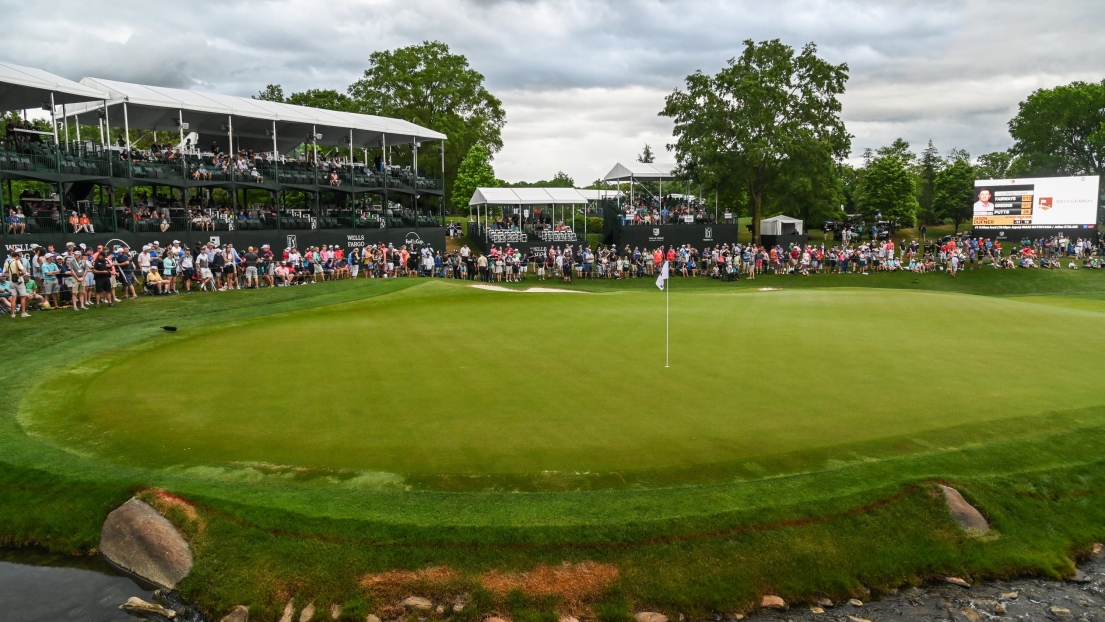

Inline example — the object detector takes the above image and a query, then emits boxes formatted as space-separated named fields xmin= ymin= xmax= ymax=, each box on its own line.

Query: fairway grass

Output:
xmin=3 ymin=271 xmax=1105 ymax=618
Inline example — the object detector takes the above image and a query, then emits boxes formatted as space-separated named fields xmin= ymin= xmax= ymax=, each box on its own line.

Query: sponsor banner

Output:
xmin=1 ymin=227 xmax=446 ymax=262
xmin=614 ymin=224 xmax=738 ymax=249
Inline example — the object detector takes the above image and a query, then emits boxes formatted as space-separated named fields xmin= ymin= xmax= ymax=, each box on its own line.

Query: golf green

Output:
xmin=22 ymin=281 xmax=1105 ymax=489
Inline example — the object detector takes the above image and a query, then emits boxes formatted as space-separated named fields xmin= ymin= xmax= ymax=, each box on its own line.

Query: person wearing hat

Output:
xmin=145 ymin=265 xmax=171 ymax=295
xmin=40 ymin=253 xmax=61 ymax=309
xmin=115 ymin=245 xmax=137 ymax=299
xmin=3 ymin=250 xmax=30 ymax=317
xmin=91 ymin=248 xmax=114 ymax=307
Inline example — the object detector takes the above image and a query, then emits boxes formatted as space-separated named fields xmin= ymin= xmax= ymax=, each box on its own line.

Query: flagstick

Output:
xmin=665 ymin=271 xmax=670 ymax=368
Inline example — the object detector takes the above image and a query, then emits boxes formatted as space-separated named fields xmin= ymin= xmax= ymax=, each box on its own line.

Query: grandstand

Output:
xmin=466 ymin=187 xmax=619 ymax=252
xmin=0 ymin=62 xmax=447 ymax=256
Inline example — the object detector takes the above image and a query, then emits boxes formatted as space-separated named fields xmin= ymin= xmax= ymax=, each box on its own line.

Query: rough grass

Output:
xmin=1 ymin=271 xmax=1104 ymax=618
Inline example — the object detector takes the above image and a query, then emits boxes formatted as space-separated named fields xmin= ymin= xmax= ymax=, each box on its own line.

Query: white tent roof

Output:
xmin=761 ymin=215 xmax=804 ymax=235
xmin=603 ymin=162 xmax=677 ymax=181
xmin=63 ymin=77 xmax=444 ymax=152
xmin=469 ymin=187 xmax=619 ymax=206
xmin=0 ymin=61 xmax=107 ymax=112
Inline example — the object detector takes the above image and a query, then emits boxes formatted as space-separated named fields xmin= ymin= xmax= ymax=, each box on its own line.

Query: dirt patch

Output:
xmin=359 ymin=566 xmax=460 ymax=598
xmin=481 ymin=562 xmax=619 ymax=603
xmin=140 ymin=489 xmax=199 ymax=522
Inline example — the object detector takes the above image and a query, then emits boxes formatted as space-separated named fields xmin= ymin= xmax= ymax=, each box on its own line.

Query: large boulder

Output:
xmin=940 ymin=486 xmax=990 ymax=533
xmin=100 ymin=498 xmax=193 ymax=589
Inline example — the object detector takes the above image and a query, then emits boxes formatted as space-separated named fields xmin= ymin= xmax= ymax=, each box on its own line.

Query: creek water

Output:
xmin=0 ymin=548 xmax=155 ymax=622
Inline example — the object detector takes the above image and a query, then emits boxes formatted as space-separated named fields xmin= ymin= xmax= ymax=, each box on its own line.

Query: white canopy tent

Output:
xmin=603 ymin=161 xmax=678 ymax=211
xmin=603 ymin=162 xmax=676 ymax=182
xmin=760 ymin=215 xmax=804 ymax=236
xmin=0 ymin=61 xmax=106 ymax=112
xmin=60 ymin=77 xmax=445 ymax=176
xmin=468 ymin=187 xmax=622 ymax=242
xmin=0 ymin=61 xmax=110 ymax=148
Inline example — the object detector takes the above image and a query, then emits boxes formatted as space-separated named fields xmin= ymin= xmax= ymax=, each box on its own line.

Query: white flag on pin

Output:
xmin=655 ymin=260 xmax=669 ymax=290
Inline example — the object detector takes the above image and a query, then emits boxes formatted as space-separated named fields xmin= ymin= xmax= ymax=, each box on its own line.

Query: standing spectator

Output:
xmin=41 ymin=253 xmax=60 ymax=308
xmin=3 ymin=250 xmax=30 ymax=317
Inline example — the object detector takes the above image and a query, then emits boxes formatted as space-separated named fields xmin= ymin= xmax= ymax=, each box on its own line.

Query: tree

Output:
xmin=548 ymin=171 xmax=574 ymax=188
xmin=917 ymin=140 xmax=943 ymax=225
xmin=855 ymin=153 xmax=918 ymax=226
xmin=1008 ymin=79 xmax=1105 ymax=179
xmin=933 ymin=156 xmax=975 ymax=232
xmin=661 ymin=39 xmax=850 ymax=243
xmin=452 ymin=144 xmax=497 ymax=208
xmin=876 ymin=138 xmax=916 ymax=167
xmin=975 ymin=151 xmax=1015 ymax=179
xmin=348 ymin=41 xmax=506 ymax=205
xmin=638 ymin=144 xmax=655 ymax=163
xmin=254 ymin=84 xmax=285 ymax=102
xmin=286 ymin=89 xmax=355 ymax=112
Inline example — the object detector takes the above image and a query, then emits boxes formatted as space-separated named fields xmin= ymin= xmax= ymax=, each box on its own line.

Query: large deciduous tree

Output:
xmin=348 ymin=41 xmax=506 ymax=208
xmin=661 ymin=39 xmax=850 ymax=243
xmin=1009 ymin=80 xmax=1105 ymax=179
xmin=452 ymin=144 xmax=497 ymax=209
xmin=975 ymin=151 xmax=1015 ymax=179
xmin=855 ymin=152 xmax=918 ymax=227
xmin=933 ymin=154 xmax=975 ymax=233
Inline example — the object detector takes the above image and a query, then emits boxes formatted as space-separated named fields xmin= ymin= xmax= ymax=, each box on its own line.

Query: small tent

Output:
xmin=760 ymin=215 xmax=804 ymax=236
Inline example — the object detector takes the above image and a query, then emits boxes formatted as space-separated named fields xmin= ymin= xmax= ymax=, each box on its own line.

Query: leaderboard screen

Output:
xmin=972 ymin=176 xmax=1099 ymax=232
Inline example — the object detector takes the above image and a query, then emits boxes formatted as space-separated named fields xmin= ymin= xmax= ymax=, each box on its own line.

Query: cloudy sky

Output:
xmin=4 ymin=0 xmax=1103 ymax=183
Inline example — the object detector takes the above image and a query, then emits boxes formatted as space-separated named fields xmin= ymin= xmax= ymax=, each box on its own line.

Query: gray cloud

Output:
xmin=2 ymin=0 xmax=1101 ymax=182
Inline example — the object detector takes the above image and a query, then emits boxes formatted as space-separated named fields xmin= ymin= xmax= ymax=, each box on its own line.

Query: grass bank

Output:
xmin=1 ymin=270 xmax=1104 ymax=619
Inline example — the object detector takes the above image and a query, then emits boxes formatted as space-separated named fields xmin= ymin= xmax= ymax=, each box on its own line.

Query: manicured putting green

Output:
xmin=26 ymin=282 xmax=1105 ymax=488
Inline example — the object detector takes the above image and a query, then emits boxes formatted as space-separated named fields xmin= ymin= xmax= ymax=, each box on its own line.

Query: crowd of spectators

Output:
xmin=618 ymin=199 xmax=716 ymax=225
xmin=3 ymin=233 xmax=1100 ymax=319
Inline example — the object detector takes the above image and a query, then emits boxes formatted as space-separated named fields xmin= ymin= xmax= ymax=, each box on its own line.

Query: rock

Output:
xmin=809 ymin=606 xmax=825 ymax=614
xmin=279 ymin=601 xmax=295 ymax=622
xmin=848 ymin=598 xmax=863 ymax=607
xmin=1093 ymin=542 xmax=1103 ymax=556
xmin=220 ymin=605 xmax=249 ymax=622
xmin=940 ymin=486 xmax=990 ymax=533
xmin=299 ymin=602 xmax=315 ymax=622
xmin=366 ymin=616 xmax=381 ymax=622
xmin=329 ymin=604 xmax=341 ymax=620
xmin=401 ymin=597 xmax=432 ymax=611
xmin=1000 ymin=591 xmax=1018 ymax=599
xmin=730 ymin=616 xmax=744 ymax=621
xmin=846 ymin=617 xmax=872 ymax=622
xmin=560 ymin=617 xmax=580 ymax=622
xmin=1067 ymin=569 xmax=1092 ymax=583
xmin=100 ymin=498 xmax=194 ymax=589
xmin=634 ymin=613 xmax=668 ymax=622
xmin=120 ymin=597 xmax=177 ymax=619
xmin=945 ymin=576 xmax=971 ymax=588
xmin=960 ymin=608 xmax=982 ymax=622
xmin=760 ymin=595 xmax=786 ymax=610
xmin=994 ymin=602 xmax=1006 ymax=615
xmin=435 ymin=606 xmax=445 ymax=614
xmin=453 ymin=601 xmax=467 ymax=613
xmin=1049 ymin=606 xmax=1072 ymax=617
xmin=816 ymin=598 xmax=834 ymax=608
xmin=486 ymin=618 xmax=509 ymax=622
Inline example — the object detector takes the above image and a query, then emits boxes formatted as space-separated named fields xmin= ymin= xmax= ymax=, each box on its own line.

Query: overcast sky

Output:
xmin=4 ymin=0 xmax=1103 ymax=183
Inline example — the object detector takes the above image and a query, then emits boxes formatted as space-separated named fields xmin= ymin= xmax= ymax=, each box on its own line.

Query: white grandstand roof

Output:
xmin=603 ymin=162 xmax=677 ymax=182
xmin=469 ymin=187 xmax=620 ymax=206
xmin=63 ymin=77 xmax=444 ymax=153
xmin=0 ymin=61 xmax=106 ymax=112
